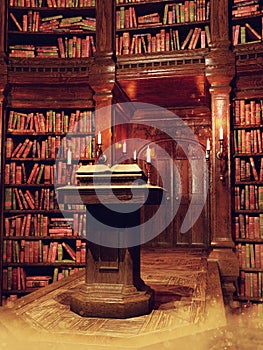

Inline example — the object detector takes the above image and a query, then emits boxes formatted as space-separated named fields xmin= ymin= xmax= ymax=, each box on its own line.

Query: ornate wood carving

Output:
xmin=205 ymin=49 xmax=235 ymax=87
xmin=116 ymin=50 xmax=207 ymax=80
xmin=7 ymin=84 xmax=94 ymax=109
xmin=8 ymin=58 xmax=93 ymax=84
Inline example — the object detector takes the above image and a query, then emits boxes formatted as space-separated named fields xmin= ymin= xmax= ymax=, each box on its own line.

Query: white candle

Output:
xmin=146 ymin=146 xmax=151 ymax=163
xmin=67 ymin=148 xmax=72 ymax=165
xmin=133 ymin=150 xmax=137 ymax=161
xmin=219 ymin=126 xmax=223 ymax=140
xmin=206 ymin=138 xmax=210 ymax=151
xmin=98 ymin=131 xmax=102 ymax=145
xmin=123 ymin=141 xmax=127 ymax=153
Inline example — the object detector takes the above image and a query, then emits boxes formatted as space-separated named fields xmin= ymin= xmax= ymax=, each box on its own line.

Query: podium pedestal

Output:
xmin=57 ymin=164 xmax=163 ymax=318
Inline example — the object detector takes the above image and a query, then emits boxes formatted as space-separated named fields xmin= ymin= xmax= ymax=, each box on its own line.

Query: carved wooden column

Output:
xmin=0 ymin=0 xmax=8 ymax=304
xmin=89 ymin=0 xmax=116 ymax=165
xmin=0 ymin=0 xmax=6 ymax=55
xmin=205 ymin=0 xmax=239 ymax=304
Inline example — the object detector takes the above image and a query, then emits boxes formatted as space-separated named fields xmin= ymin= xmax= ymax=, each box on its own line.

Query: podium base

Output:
xmin=64 ymin=283 xmax=154 ymax=319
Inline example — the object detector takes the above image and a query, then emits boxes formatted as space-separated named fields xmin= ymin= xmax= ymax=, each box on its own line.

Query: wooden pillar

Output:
xmin=0 ymin=0 xmax=6 ymax=55
xmin=0 ymin=0 xmax=8 ymax=304
xmin=89 ymin=0 xmax=116 ymax=165
xmin=205 ymin=0 xmax=239 ymax=304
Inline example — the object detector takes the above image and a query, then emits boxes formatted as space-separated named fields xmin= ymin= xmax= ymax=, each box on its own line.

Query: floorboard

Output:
xmin=0 ymin=248 xmax=226 ymax=350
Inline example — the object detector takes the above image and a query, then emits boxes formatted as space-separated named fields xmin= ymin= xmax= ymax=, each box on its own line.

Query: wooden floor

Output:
xmin=0 ymin=248 xmax=226 ymax=350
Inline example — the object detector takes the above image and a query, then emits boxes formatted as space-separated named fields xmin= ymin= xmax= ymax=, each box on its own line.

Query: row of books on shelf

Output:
xmin=116 ymin=0 xmax=155 ymax=3
xmin=163 ymin=0 xmax=209 ymax=24
xmin=116 ymin=26 xmax=210 ymax=54
xmin=116 ymin=1 xmax=209 ymax=30
xmin=232 ymin=22 xmax=263 ymax=46
xmin=234 ymin=185 xmax=263 ymax=211
xmin=9 ymin=0 xmax=95 ymax=7
xmin=2 ymin=266 xmax=84 ymax=292
xmin=5 ymin=162 xmax=54 ymax=185
xmin=4 ymin=214 xmax=86 ymax=237
xmin=233 ymin=129 xmax=263 ymax=154
xmin=5 ymin=187 xmax=58 ymax=210
xmin=57 ymin=34 xmax=96 ymax=58
xmin=233 ymin=99 xmax=262 ymax=126
xmin=232 ymin=0 xmax=261 ymax=18
xmin=6 ymin=136 xmax=94 ymax=161
xmin=3 ymin=269 xmax=51 ymax=291
xmin=236 ymin=243 xmax=263 ymax=269
xmin=4 ymin=161 xmax=92 ymax=186
xmin=5 ymin=188 xmax=87 ymax=212
xmin=9 ymin=35 xmax=96 ymax=58
xmin=7 ymin=109 xmax=95 ymax=134
xmin=3 ymin=239 xmax=86 ymax=264
xmin=234 ymin=214 xmax=263 ymax=240
xmin=10 ymin=12 xmax=96 ymax=33
xmin=239 ymin=271 xmax=263 ymax=299
xmin=234 ymin=157 xmax=263 ymax=182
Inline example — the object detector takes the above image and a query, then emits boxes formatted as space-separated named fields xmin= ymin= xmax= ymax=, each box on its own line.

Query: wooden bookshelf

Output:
xmin=115 ymin=0 xmax=211 ymax=55
xmin=1 ymin=107 xmax=94 ymax=303
xmin=231 ymin=0 xmax=263 ymax=47
xmin=232 ymin=97 xmax=263 ymax=302
xmin=7 ymin=1 xmax=96 ymax=58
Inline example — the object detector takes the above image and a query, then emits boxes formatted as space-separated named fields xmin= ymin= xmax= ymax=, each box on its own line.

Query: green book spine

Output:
xmin=249 ymin=244 xmax=255 ymax=268
xmin=163 ymin=4 xmax=168 ymax=25
xmin=258 ymin=272 xmax=262 ymax=298
xmin=57 ymin=243 xmax=63 ymax=261
xmin=246 ymin=243 xmax=250 ymax=268
xmin=39 ymin=240 xmax=43 ymax=263
xmin=53 ymin=267 xmax=59 ymax=283
xmin=189 ymin=1 xmax=195 ymax=22
xmin=258 ymin=186 xmax=263 ymax=209
xmin=7 ymin=267 xmax=12 ymax=291
xmin=260 ymin=214 xmax=263 ymax=238
xmin=205 ymin=25 xmax=211 ymax=45
xmin=250 ymin=272 xmax=253 ymax=298
xmin=5 ymin=188 xmax=12 ymax=210
xmin=36 ymin=164 xmax=45 ymax=184
xmin=120 ymin=7 xmax=125 ymax=29
xmin=180 ymin=4 xmax=185 ymax=23
xmin=240 ymin=26 xmax=246 ymax=44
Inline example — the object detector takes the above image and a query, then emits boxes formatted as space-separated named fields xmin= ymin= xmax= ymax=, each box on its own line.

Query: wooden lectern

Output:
xmin=57 ymin=164 xmax=163 ymax=318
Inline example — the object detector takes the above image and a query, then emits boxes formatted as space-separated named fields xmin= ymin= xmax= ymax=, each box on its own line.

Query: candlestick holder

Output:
xmin=67 ymin=164 xmax=73 ymax=185
xmin=146 ymin=162 xmax=151 ymax=185
xmin=96 ymin=144 xmax=107 ymax=164
xmin=216 ymin=139 xmax=224 ymax=160
xmin=205 ymin=149 xmax=210 ymax=162
xmin=216 ymin=139 xmax=226 ymax=181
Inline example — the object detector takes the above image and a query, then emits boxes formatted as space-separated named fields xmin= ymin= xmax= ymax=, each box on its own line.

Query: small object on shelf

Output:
xmin=146 ymin=162 xmax=151 ymax=185
xmin=95 ymin=144 xmax=107 ymax=164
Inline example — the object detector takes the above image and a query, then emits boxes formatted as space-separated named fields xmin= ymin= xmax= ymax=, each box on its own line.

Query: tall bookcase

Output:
xmin=232 ymin=98 xmax=263 ymax=303
xmin=0 ymin=0 xmax=98 ymax=305
xmin=2 ymin=107 xmax=95 ymax=304
xmin=231 ymin=0 xmax=263 ymax=311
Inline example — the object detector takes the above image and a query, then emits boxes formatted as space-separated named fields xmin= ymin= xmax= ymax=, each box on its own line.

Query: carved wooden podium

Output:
xmin=57 ymin=164 xmax=163 ymax=318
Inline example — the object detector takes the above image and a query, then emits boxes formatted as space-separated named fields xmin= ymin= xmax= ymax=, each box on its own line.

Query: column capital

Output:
xmin=205 ymin=47 xmax=235 ymax=88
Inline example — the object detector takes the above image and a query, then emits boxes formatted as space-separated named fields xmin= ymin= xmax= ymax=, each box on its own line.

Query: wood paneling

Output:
xmin=118 ymin=76 xmax=210 ymax=109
